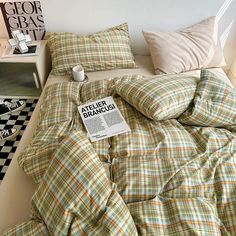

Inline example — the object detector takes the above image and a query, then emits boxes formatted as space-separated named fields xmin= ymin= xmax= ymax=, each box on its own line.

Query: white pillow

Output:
xmin=143 ymin=16 xmax=226 ymax=74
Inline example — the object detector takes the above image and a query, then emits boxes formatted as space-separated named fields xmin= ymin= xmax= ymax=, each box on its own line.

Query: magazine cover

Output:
xmin=0 ymin=1 xmax=45 ymax=40
xmin=78 ymin=96 xmax=131 ymax=142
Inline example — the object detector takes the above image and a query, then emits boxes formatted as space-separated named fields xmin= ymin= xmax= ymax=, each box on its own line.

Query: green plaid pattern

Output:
xmin=179 ymin=69 xmax=236 ymax=127
xmin=4 ymin=74 xmax=236 ymax=235
xmin=2 ymin=221 xmax=49 ymax=235
xmin=115 ymin=74 xmax=198 ymax=120
xmin=4 ymin=131 xmax=137 ymax=235
xmin=46 ymin=23 xmax=137 ymax=75
xmin=18 ymin=82 xmax=111 ymax=184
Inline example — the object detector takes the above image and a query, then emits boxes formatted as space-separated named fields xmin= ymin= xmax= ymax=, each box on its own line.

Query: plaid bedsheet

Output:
xmin=3 ymin=73 xmax=236 ymax=235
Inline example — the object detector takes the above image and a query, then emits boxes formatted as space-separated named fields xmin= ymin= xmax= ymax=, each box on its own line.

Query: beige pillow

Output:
xmin=143 ymin=17 xmax=225 ymax=74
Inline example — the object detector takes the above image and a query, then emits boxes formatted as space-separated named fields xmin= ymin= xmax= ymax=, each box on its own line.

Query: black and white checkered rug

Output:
xmin=0 ymin=98 xmax=38 ymax=184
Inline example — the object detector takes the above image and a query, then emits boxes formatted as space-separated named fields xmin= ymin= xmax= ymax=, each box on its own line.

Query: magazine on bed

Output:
xmin=78 ymin=96 xmax=131 ymax=142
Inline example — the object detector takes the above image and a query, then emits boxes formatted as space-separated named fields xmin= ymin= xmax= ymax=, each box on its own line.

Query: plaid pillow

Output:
xmin=46 ymin=23 xmax=137 ymax=75
xmin=178 ymin=69 xmax=236 ymax=127
xmin=115 ymin=74 xmax=198 ymax=121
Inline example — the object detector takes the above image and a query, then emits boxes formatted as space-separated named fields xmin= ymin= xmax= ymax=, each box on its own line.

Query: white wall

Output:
xmin=1 ymin=0 xmax=236 ymax=69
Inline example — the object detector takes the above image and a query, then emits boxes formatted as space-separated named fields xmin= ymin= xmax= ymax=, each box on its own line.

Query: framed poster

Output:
xmin=0 ymin=1 xmax=45 ymax=40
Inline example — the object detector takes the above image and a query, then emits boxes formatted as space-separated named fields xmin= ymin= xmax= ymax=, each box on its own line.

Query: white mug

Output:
xmin=72 ymin=65 xmax=85 ymax=82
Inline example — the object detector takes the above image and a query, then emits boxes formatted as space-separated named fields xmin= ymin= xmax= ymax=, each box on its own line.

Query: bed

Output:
xmin=0 ymin=17 xmax=236 ymax=235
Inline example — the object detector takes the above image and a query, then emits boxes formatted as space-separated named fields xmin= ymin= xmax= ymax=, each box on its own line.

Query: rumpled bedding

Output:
xmin=3 ymin=70 xmax=236 ymax=235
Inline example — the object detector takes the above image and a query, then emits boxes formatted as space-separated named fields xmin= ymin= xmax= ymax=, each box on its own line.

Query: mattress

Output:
xmin=0 ymin=55 xmax=233 ymax=233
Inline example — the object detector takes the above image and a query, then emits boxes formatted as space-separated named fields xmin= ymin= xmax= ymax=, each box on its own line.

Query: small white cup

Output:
xmin=72 ymin=65 xmax=85 ymax=82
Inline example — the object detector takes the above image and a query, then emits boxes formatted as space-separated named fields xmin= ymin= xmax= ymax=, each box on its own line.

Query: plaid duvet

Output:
xmin=3 ymin=71 xmax=236 ymax=235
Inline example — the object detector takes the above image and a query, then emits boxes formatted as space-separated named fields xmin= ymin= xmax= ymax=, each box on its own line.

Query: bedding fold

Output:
xmin=3 ymin=71 xmax=236 ymax=235
xmin=4 ymin=131 xmax=138 ymax=236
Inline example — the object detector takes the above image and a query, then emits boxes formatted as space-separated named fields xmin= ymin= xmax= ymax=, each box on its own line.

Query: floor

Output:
xmin=0 ymin=63 xmax=41 ymax=98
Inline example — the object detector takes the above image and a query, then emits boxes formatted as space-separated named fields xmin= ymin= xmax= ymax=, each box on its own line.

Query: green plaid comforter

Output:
xmin=3 ymin=72 xmax=236 ymax=235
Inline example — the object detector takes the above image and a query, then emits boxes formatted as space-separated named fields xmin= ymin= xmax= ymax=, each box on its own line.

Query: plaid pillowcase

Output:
xmin=115 ymin=74 xmax=198 ymax=121
xmin=178 ymin=69 xmax=236 ymax=127
xmin=46 ymin=23 xmax=137 ymax=75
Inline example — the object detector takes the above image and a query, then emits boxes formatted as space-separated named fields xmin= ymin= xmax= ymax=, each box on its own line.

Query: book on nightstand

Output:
xmin=1 ymin=42 xmax=41 ymax=58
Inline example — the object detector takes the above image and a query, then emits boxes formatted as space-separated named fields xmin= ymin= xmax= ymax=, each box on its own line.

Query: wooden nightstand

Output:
xmin=0 ymin=39 xmax=51 ymax=89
